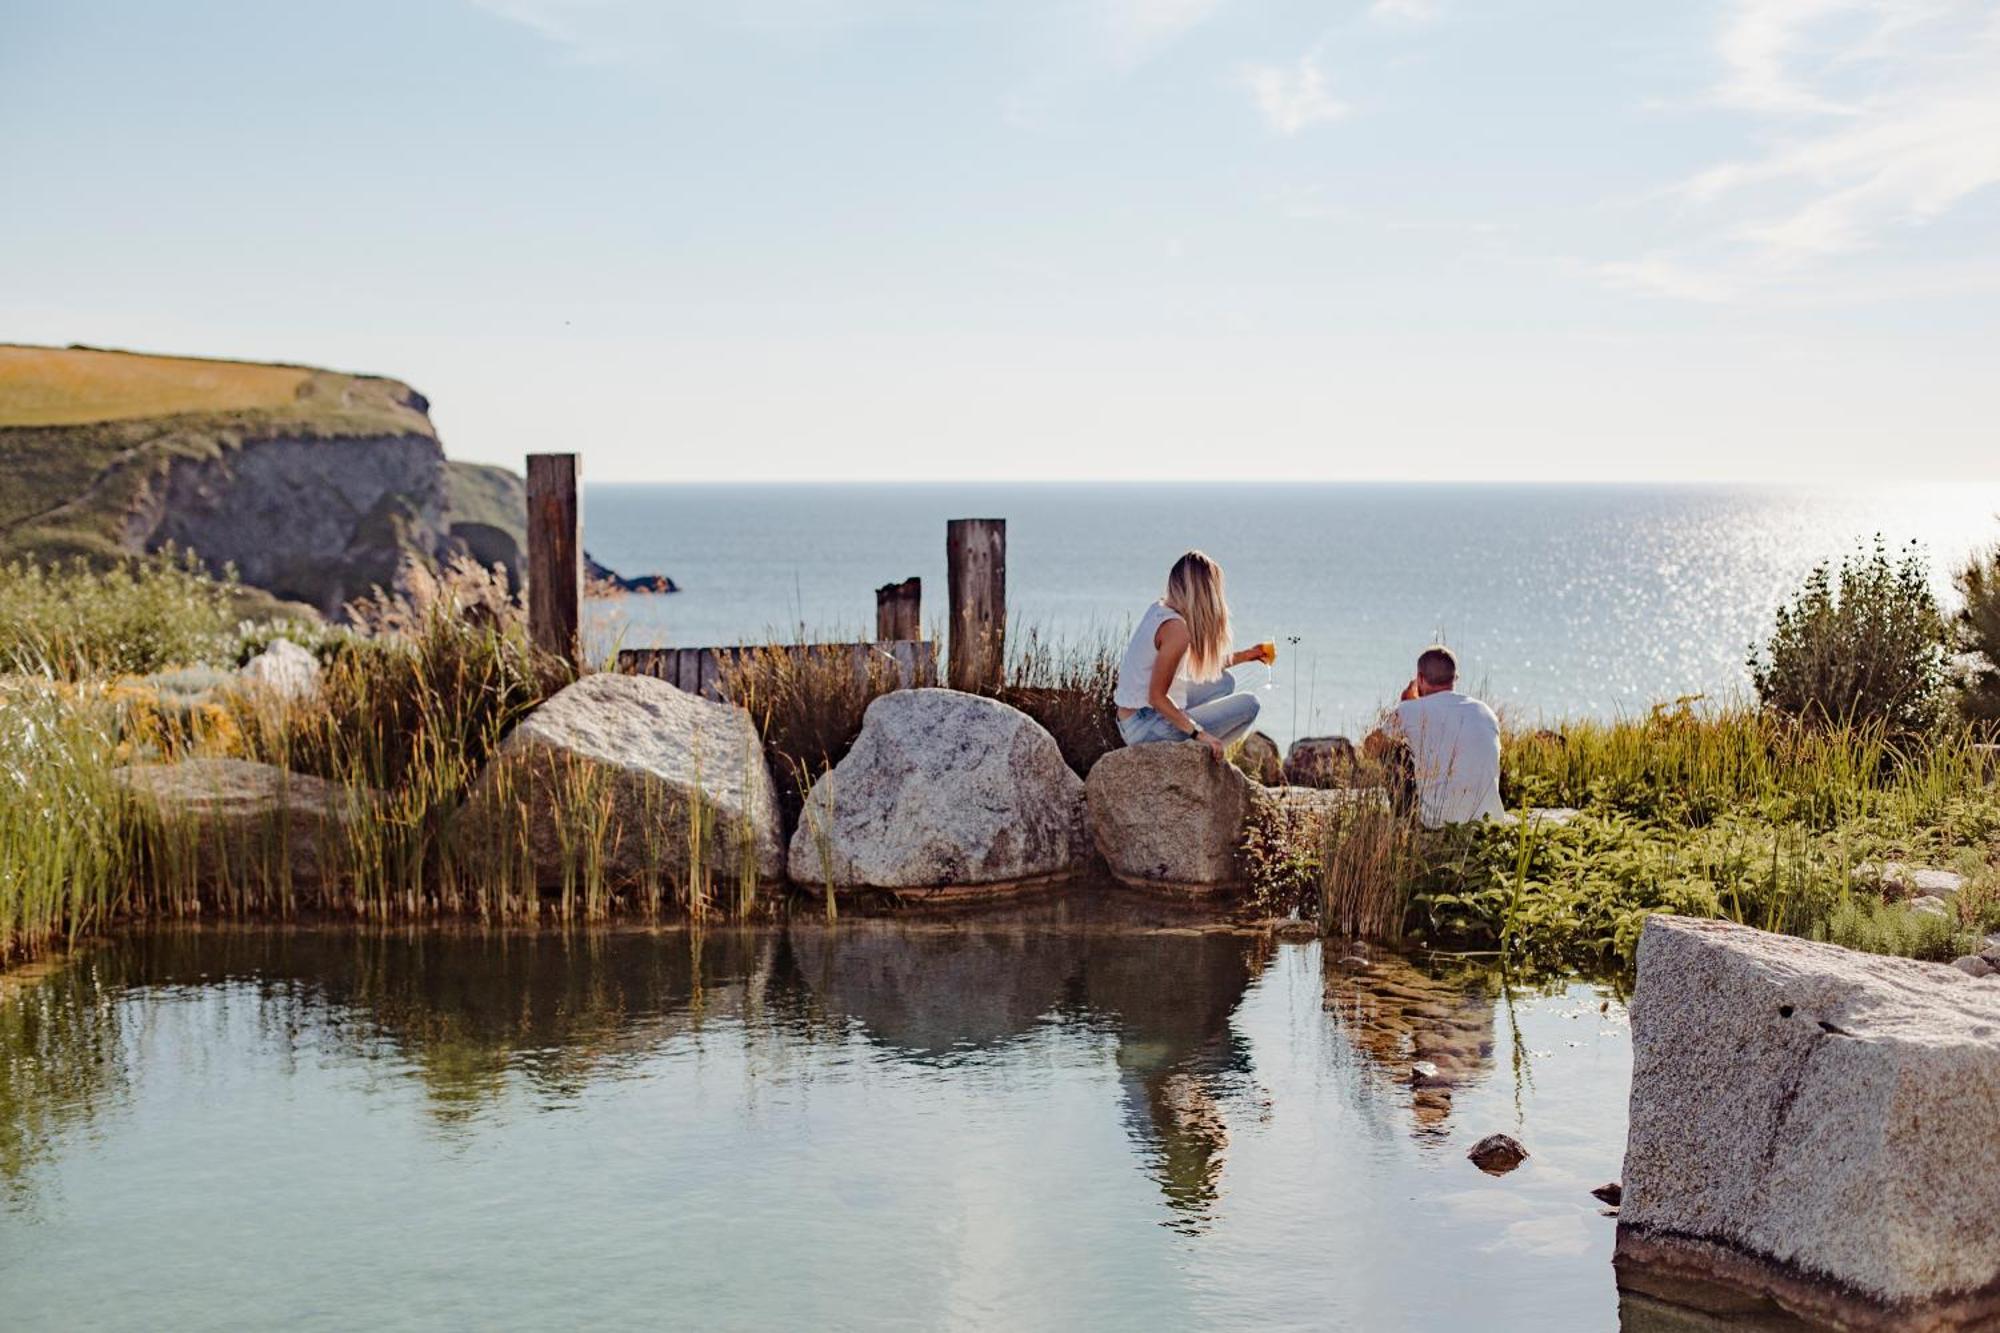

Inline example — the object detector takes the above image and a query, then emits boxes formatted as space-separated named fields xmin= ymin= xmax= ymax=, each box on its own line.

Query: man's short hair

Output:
xmin=1416 ymin=645 xmax=1457 ymax=687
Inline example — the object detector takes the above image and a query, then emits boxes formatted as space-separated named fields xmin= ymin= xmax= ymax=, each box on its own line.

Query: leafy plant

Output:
xmin=1749 ymin=539 xmax=1949 ymax=743
xmin=1953 ymin=538 xmax=2000 ymax=731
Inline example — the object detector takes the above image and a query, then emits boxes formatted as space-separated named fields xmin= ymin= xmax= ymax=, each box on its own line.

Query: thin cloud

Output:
xmin=1097 ymin=0 xmax=1226 ymax=69
xmin=1367 ymin=0 xmax=1440 ymax=27
xmin=1607 ymin=0 xmax=2000 ymax=300
xmin=1241 ymin=55 xmax=1349 ymax=134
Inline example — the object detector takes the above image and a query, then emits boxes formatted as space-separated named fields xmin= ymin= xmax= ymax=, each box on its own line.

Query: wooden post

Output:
xmin=946 ymin=519 xmax=1005 ymax=692
xmin=875 ymin=577 xmax=921 ymax=642
xmin=526 ymin=453 xmax=582 ymax=668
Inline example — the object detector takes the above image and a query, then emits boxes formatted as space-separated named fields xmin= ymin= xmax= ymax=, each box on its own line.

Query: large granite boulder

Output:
xmin=1085 ymin=742 xmax=1262 ymax=893
xmin=460 ymin=673 xmax=782 ymax=891
xmin=113 ymin=758 xmax=366 ymax=900
xmin=1616 ymin=916 xmax=2000 ymax=1326
xmin=787 ymin=688 xmax=1086 ymax=897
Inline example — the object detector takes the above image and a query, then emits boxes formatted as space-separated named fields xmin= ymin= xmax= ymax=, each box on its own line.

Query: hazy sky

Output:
xmin=4 ymin=0 xmax=1996 ymax=481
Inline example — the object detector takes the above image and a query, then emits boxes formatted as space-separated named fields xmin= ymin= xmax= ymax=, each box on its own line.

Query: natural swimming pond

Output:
xmin=1 ymin=903 xmax=1679 ymax=1330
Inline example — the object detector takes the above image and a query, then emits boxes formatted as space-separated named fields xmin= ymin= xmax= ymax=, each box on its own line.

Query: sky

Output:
xmin=3 ymin=0 xmax=1997 ymax=482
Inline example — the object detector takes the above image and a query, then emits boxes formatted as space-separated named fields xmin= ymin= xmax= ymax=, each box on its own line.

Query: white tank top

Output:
xmin=1115 ymin=602 xmax=1190 ymax=710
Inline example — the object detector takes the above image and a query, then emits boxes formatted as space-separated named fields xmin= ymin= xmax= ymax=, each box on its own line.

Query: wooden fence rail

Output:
xmin=616 ymin=640 xmax=939 ymax=702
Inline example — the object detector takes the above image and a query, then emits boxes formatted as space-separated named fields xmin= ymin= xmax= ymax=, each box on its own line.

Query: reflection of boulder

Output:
xmin=782 ymin=916 xmax=1265 ymax=1230
xmin=1323 ymin=951 xmax=1496 ymax=1137
xmin=780 ymin=923 xmax=1087 ymax=1057
xmin=56 ymin=929 xmax=775 ymax=1119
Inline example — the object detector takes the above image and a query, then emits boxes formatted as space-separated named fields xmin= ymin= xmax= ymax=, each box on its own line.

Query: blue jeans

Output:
xmin=1117 ymin=670 xmax=1261 ymax=747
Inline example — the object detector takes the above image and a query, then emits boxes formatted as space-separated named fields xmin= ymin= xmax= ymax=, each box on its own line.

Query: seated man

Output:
xmin=1364 ymin=645 xmax=1503 ymax=829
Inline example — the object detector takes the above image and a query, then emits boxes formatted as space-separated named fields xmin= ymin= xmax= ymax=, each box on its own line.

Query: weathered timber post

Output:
xmin=946 ymin=519 xmax=1005 ymax=692
xmin=875 ymin=577 xmax=922 ymax=642
xmin=526 ymin=453 xmax=583 ymax=669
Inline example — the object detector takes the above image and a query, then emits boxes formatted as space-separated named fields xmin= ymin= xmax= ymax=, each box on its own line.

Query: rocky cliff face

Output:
xmin=0 ymin=346 xmax=531 ymax=619
xmin=128 ymin=434 xmax=453 ymax=615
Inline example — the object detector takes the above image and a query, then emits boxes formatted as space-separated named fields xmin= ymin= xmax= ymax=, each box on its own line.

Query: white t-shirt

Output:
xmin=1114 ymin=602 xmax=1192 ymax=710
xmin=1383 ymin=691 xmax=1504 ymax=828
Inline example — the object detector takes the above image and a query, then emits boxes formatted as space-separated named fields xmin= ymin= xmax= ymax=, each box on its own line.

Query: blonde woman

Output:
xmin=1113 ymin=550 xmax=1272 ymax=760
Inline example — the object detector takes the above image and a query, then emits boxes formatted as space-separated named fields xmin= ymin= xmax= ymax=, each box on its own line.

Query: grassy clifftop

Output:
xmin=0 ymin=345 xmax=520 ymax=614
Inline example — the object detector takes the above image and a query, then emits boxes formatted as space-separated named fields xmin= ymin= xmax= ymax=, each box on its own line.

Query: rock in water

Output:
xmin=786 ymin=689 xmax=1086 ymax=896
xmin=1235 ymin=731 xmax=1284 ymax=786
xmin=1592 ymin=1182 xmax=1623 ymax=1206
xmin=1283 ymin=735 xmax=1356 ymax=788
xmin=113 ymin=758 xmax=366 ymax=900
xmin=460 ymin=673 xmax=782 ymax=891
xmin=1467 ymin=1133 xmax=1528 ymax=1175
xmin=1617 ymin=915 xmax=2000 ymax=1318
xmin=1085 ymin=743 xmax=1261 ymax=892
xmin=237 ymin=639 xmax=321 ymax=702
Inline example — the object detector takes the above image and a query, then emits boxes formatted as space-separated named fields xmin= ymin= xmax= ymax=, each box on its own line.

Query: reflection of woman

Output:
xmin=1114 ymin=551 xmax=1273 ymax=760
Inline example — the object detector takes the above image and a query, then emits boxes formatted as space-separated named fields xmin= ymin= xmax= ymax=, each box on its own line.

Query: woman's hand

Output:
xmin=1201 ymin=731 xmax=1227 ymax=761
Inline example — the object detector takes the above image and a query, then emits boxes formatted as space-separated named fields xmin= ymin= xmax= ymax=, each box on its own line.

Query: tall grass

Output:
xmin=998 ymin=626 xmax=1121 ymax=777
xmin=1381 ymin=706 xmax=2000 ymax=970
xmin=0 ymin=683 xmax=128 ymax=964
xmin=715 ymin=640 xmax=909 ymax=828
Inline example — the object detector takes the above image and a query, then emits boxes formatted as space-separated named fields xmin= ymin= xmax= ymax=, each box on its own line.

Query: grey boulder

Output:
xmin=1617 ymin=916 xmax=2000 ymax=1320
xmin=788 ymin=688 xmax=1086 ymax=896
xmin=1085 ymin=741 xmax=1262 ymax=892
xmin=113 ymin=758 xmax=366 ymax=899
xmin=461 ymin=673 xmax=782 ymax=890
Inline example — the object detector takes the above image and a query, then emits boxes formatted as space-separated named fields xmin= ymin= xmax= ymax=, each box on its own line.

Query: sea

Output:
xmin=582 ymin=483 xmax=2000 ymax=748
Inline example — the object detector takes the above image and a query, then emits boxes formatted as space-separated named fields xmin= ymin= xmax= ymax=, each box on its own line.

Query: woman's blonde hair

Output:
xmin=1165 ymin=550 xmax=1232 ymax=682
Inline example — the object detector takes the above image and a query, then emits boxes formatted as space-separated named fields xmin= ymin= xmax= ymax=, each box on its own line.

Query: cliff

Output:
xmin=0 ymin=344 xmax=525 ymax=616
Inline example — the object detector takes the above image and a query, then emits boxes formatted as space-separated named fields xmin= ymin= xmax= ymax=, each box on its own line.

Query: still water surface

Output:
xmin=0 ymin=910 xmax=1645 ymax=1330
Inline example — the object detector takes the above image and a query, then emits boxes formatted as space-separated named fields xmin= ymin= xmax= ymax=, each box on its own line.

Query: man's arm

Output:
xmin=1363 ymin=704 xmax=1405 ymax=761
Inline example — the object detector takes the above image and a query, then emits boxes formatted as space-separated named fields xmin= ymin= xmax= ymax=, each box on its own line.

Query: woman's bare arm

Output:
xmin=1149 ymin=619 xmax=1225 ymax=758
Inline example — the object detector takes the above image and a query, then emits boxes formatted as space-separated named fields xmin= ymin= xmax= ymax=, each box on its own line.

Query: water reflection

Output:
xmin=2 ymin=917 xmax=1279 ymax=1230
xmin=1 ymin=920 xmax=1664 ymax=1329
xmin=766 ymin=920 xmax=1268 ymax=1230
xmin=1322 ymin=950 xmax=1499 ymax=1140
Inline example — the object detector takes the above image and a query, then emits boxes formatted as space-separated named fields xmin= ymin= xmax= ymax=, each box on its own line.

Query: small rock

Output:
xmin=1336 ymin=954 xmax=1372 ymax=970
xmin=1410 ymin=1060 xmax=1440 ymax=1082
xmin=238 ymin=639 xmax=321 ymax=703
xmin=1855 ymin=861 xmax=1967 ymax=900
xmin=1271 ymin=919 xmax=1319 ymax=941
xmin=1283 ymin=735 xmax=1356 ymax=788
xmin=1592 ymin=1181 xmax=1623 ymax=1206
xmin=1908 ymin=896 xmax=1952 ymax=919
xmin=1235 ymin=730 xmax=1284 ymax=786
xmin=1952 ymin=955 xmax=1996 ymax=979
xmin=1467 ymin=1133 xmax=1528 ymax=1175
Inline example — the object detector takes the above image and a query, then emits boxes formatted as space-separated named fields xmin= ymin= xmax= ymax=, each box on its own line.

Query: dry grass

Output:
xmin=997 ymin=626 xmax=1121 ymax=777
xmin=0 ymin=345 xmax=313 ymax=427
xmin=714 ymin=641 xmax=909 ymax=829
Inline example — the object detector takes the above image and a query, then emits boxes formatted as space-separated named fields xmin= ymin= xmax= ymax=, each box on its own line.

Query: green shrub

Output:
xmin=1954 ymin=539 xmax=2000 ymax=730
xmin=1749 ymin=539 xmax=1949 ymax=742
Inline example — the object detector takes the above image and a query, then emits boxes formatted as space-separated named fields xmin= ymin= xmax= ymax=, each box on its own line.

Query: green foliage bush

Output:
xmin=0 ymin=551 xmax=330 ymax=678
xmin=1749 ymin=539 xmax=1949 ymax=742
xmin=1954 ymin=540 xmax=2000 ymax=730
